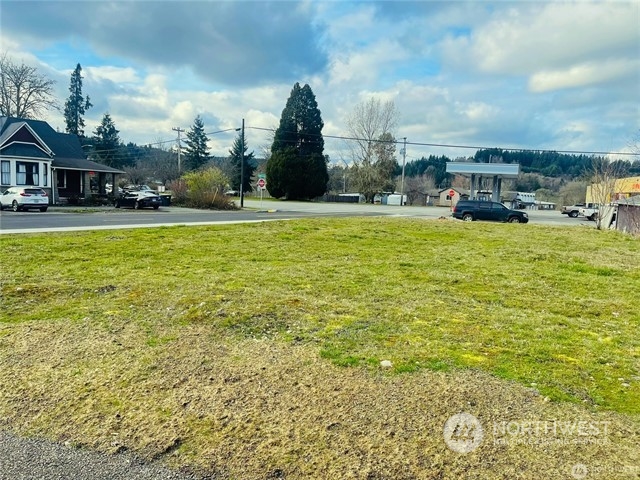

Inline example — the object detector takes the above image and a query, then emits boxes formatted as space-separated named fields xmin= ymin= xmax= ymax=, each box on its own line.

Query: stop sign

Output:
xmin=449 ymin=189 xmax=455 ymax=197
xmin=257 ymin=178 xmax=266 ymax=188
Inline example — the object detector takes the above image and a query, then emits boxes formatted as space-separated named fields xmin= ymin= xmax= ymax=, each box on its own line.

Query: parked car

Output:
xmin=452 ymin=200 xmax=529 ymax=223
xmin=114 ymin=190 xmax=161 ymax=210
xmin=0 ymin=187 xmax=49 ymax=212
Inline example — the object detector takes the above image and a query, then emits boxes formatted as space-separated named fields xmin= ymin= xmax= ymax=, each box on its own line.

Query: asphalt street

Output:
xmin=0 ymin=431 xmax=204 ymax=480
xmin=0 ymin=199 xmax=591 ymax=234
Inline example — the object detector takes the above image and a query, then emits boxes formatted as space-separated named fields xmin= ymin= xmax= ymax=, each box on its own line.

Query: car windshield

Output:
xmin=25 ymin=189 xmax=45 ymax=195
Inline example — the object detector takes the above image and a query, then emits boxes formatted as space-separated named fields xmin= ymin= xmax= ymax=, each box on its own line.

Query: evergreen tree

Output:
xmin=92 ymin=113 xmax=122 ymax=168
xmin=267 ymin=82 xmax=328 ymax=199
xmin=63 ymin=63 xmax=92 ymax=137
xmin=229 ymin=131 xmax=256 ymax=193
xmin=184 ymin=115 xmax=210 ymax=171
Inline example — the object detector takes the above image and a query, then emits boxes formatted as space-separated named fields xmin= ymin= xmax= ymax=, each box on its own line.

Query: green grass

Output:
xmin=1 ymin=218 xmax=638 ymax=415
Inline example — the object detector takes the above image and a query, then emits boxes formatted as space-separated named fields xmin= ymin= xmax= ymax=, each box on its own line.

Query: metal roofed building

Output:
xmin=446 ymin=162 xmax=520 ymax=202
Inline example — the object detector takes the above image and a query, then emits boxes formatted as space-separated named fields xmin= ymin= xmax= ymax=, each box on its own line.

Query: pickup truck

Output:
xmin=562 ymin=202 xmax=599 ymax=218
xmin=579 ymin=205 xmax=599 ymax=221
xmin=560 ymin=203 xmax=585 ymax=217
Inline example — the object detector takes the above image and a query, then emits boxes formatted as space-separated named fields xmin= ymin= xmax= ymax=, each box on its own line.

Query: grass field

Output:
xmin=1 ymin=217 xmax=638 ymax=478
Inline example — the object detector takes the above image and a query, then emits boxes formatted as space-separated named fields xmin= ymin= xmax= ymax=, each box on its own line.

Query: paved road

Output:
xmin=0 ymin=199 xmax=591 ymax=234
xmin=0 ymin=431 xmax=204 ymax=480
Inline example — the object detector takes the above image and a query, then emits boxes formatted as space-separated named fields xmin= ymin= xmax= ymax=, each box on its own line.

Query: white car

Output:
xmin=0 ymin=187 xmax=49 ymax=212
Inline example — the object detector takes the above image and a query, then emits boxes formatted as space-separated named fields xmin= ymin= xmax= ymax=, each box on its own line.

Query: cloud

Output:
xmin=1 ymin=1 xmax=329 ymax=86
xmin=529 ymin=58 xmax=640 ymax=92
xmin=85 ymin=66 xmax=140 ymax=85
xmin=1 ymin=1 xmax=638 ymax=161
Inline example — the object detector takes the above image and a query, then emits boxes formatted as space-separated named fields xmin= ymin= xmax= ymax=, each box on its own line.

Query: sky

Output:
xmin=1 ymin=0 xmax=639 ymax=164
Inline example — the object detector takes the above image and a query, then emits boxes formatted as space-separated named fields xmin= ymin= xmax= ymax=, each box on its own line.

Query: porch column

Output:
xmin=83 ymin=171 xmax=91 ymax=199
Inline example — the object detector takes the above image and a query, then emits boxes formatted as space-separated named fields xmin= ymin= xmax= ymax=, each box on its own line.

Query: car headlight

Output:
xmin=523 ymin=213 xmax=528 ymax=217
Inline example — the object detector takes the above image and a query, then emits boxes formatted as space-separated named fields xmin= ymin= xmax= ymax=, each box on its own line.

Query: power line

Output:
xmin=247 ymin=126 xmax=637 ymax=157
xmin=86 ymin=125 xmax=638 ymax=161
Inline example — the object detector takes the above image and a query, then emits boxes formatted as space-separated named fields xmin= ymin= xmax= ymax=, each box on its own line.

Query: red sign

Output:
xmin=257 ymin=178 xmax=266 ymax=188
xmin=449 ymin=189 xmax=455 ymax=197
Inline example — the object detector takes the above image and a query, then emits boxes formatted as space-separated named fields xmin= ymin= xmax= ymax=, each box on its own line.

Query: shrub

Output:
xmin=180 ymin=167 xmax=237 ymax=210
xmin=167 ymin=178 xmax=188 ymax=205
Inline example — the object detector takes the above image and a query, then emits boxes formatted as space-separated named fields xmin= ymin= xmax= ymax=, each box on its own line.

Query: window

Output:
xmin=1 ymin=161 xmax=10 ymax=185
xmin=16 ymin=162 xmax=39 ymax=186
xmin=43 ymin=164 xmax=48 ymax=187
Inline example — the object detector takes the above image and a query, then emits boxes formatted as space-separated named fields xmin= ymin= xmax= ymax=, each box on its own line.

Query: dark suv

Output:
xmin=452 ymin=200 xmax=529 ymax=223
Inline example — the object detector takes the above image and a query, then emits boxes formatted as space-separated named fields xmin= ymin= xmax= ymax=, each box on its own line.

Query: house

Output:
xmin=438 ymin=187 xmax=468 ymax=206
xmin=0 ymin=117 xmax=124 ymax=204
xmin=615 ymin=196 xmax=640 ymax=235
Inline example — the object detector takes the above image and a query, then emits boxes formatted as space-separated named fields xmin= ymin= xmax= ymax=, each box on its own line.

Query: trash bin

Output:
xmin=160 ymin=195 xmax=171 ymax=206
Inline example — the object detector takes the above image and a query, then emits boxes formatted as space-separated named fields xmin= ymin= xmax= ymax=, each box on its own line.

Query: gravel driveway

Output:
xmin=0 ymin=431 xmax=204 ymax=480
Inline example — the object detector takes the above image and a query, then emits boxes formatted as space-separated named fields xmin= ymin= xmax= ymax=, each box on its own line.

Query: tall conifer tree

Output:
xmin=64 ymin=63 xmax=92 ymax=137
xmin=267 ymin=83 xmax=327 ymax=199
xmin=184 ymin=115 xmax=210 ymax=171
xmin=229 ymin=131 xmax=256 ymax=193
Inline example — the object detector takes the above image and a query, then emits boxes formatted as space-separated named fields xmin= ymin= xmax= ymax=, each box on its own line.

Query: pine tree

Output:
xmin=63 ymin=63 xmax=92 ymax=137
xmin=267 ymin=83 xmax=328 ymax=199
xmin=184 ymin=115 xmax=210 ymax=171
xmin=229 ymin=131 xmax=256 ymax=193
xmin=92 ymin=113 xmax=122 ymax=168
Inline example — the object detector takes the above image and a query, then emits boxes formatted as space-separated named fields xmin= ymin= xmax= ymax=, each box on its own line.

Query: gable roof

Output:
xmin=0 ymin=117 xmax=124 ymax=174
xmin=0 ymin=119 xmax=54 ymax=159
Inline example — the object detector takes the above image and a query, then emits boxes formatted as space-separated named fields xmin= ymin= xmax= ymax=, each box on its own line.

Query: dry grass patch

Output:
xmin=0 ymin=319 xmax=637 ymax=479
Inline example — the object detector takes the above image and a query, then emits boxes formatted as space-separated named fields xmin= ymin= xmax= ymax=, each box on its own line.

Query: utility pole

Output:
xmin=240 ymin=118 xmax=245 ymax=208
xmin=172 ymin=127 xmax=184 ymax=172
xmin=400 ymin=137 xmax=407 ymax=206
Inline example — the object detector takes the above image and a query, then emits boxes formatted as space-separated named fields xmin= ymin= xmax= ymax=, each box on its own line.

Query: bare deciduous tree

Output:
xmin=403 ymin=173 xmax=436 ymax=205
xmin=0 ymin=53 xmax=58 ymax=118
xmin=345 ymin=98 xmax=398 ymax=201
xmin=587 ymin=157 xmax=629 ymax=230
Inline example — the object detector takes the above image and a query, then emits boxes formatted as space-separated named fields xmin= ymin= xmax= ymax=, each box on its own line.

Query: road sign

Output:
xmin=257 ymin=178 xmax=266 ymax=189
xmin=449 ymin=189 xmax=455 ymax=197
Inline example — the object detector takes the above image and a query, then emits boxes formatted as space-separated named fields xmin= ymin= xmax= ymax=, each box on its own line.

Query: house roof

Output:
xmin=0 ymin=117 xmax=124 ymax=174
xmin=617 ymin=195 xmax=640 ymax=206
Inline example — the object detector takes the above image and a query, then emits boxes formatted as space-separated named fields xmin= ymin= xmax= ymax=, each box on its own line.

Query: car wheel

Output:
xmin=508 ymin=216 xmax=521 ymax=223
xmin=11 ymin=200 xmax=20 ymax=212
xmin=40 ymin=207 xmax=48 ymax=212
xmin=153 ymin=205 xmax=159 ymax=210
xmin=569 ymin=211 xmax=578 ymax=218
xmin=134 ymin=200 xmax=141 ymax=210
xmin=462 ymin=213 xmax=473 ymax=221
xmin=114 ymin=200 xmax=120 ymax=208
